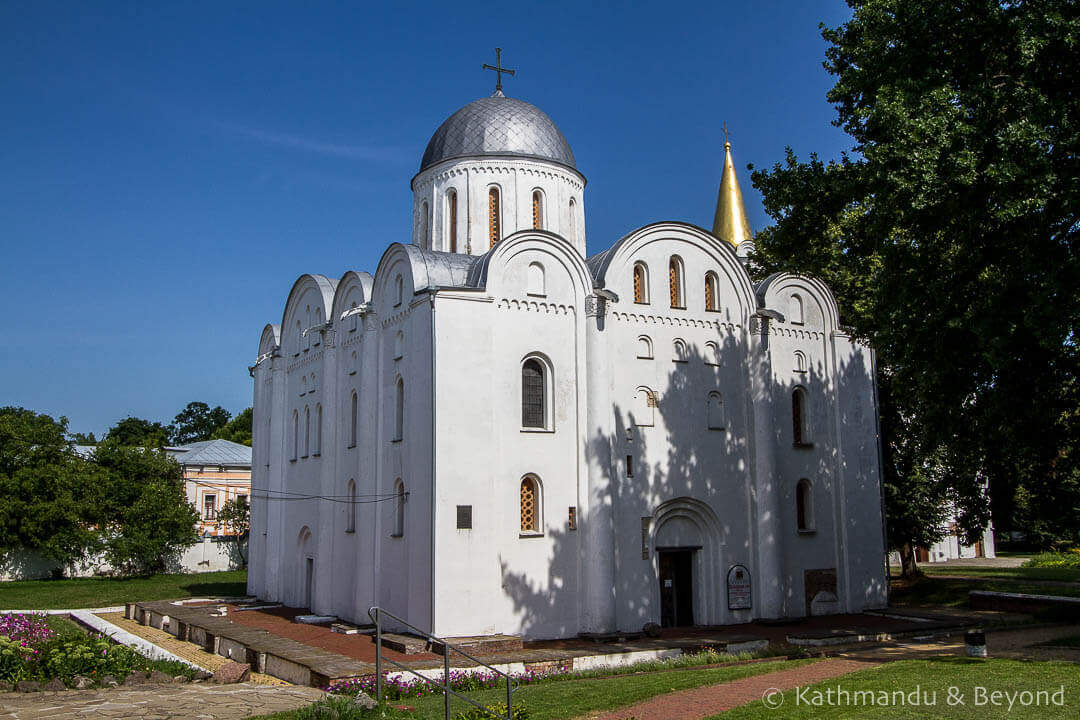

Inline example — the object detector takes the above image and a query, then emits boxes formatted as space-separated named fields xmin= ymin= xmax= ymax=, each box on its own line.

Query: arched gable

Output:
xmin=258 ymin=324 xmax=280 ymax=357
xmin=372 ymin=243 xmax=478 ymax=311
xmin=469 ymin=229 xmax=592 ymax=302
xmin=756 ymin=273 xmax=840 ymax=332
xmin=587 ymin=222 xmax=756 ymax=326
xmin=281 ymin=274 xmax=337 ymax=359
xmin=331 ymin=270 xmax=374 ymax=324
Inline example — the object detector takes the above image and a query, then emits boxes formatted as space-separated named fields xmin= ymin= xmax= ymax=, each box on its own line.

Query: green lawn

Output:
xmin=714 ymin=658 xmax=1080 ymax=719
xmin=0 ymin=570 xmax=247 ymax=609
xmin=891 ymin=576 xmax=1080 ymax=609
xmin=916 ymin=565 xmax=1080 ymax=583
xmin=255 ymin=659 xmax=815 ymax=720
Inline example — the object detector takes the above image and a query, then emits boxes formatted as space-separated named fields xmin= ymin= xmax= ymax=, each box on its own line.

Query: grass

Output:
xmin=713 ymin=657 xmax=1080 ymax=719
xmin=890 ymin=576 xmax=1080 ymax=608
xmin=0 ymin=570 xmax=248 ymax=609
xmin=254 ymin=658 xmax=815 ymax=720
xmin=915 ymin=565 xmax=1080 ymax=583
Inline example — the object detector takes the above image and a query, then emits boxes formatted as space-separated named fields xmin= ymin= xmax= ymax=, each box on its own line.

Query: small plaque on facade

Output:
xmin=727 ymin=564 xmax=752 ymax=610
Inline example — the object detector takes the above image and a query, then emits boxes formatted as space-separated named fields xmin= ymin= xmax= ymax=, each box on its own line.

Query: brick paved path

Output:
xmin=0 ymin=683 xmax=324 ymax=720
xmin=583 ymin=658 xmax=878 ymax=720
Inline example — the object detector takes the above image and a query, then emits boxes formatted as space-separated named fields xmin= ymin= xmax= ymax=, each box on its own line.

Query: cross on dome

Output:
xmin=482 ymin=47 xmax=516 ymax=96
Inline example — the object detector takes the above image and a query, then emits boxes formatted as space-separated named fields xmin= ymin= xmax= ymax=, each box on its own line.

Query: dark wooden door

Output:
xmin=658 ymin=550 xmax=694 ymax=627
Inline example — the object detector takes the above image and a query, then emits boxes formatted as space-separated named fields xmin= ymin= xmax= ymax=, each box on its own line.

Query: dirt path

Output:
xmin=581 ymin=658 xmax=877 ymax=720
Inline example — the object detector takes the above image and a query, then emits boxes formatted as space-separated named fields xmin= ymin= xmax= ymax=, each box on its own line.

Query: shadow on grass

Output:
xmin=176 ymin=578 xmax=249 ymax=597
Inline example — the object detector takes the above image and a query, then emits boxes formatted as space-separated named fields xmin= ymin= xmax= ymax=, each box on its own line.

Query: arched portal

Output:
xmin=651 ymin=498 xmax=726 ymax=626
xmin=297 ymin=526 xmax=314 ymax=611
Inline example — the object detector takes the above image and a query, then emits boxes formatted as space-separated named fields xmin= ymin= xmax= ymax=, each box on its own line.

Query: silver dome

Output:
xmin=419 ymin=93 xmax=577 ymax=173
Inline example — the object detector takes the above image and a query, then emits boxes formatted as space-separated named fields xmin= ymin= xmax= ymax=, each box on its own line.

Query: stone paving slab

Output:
xmin=0 ymin=683 xmax=324 ymax=720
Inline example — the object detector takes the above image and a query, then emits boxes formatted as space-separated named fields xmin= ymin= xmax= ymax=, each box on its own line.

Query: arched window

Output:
xmin=520 ymin=475 xmax=541 ymax=534
xmin=349 ymin=350 xmax=358 ymax=375
xmin=794 ymin=350 xmax=808 ymax=373
xmin=291 ymin=410 xmax=298 ymax=460
xmin=792 ymin=387 xmax=810 ymax=446
xmin=394 ymin=275 xmax=403 ymax=307
xmin=669 ymin=257 xmax=684 ymax=308
xmin=633 ymin=263 xmax=648 ymax=304
xmin=705 ymin=272 xmax=719 ymax=311
xmin=568 ymin=198 xmax=577 ymax=242
xmin=707 ymin=392 xmax=725 ymax=430
xmin=521 ymin=358 xmax=546 ymax=428
xmin=672 ymin=338 xmax=688 ymax=362
xmin=310 ymin=371 xmax=317 ymax=393
xmin=790 ymin=293 xmax=804 ymax=325
xmin=633 ymin=386 xmax=656 ymax=427
xmin=532 ymin=190 xmax=544 ymax=229
xmin=527 ymin=262 xmax=545 ymax=296
xmin=447 ymin=189 xmax=458 ymax=253
xmin=705 ymin=341 xmax=721 ymax=366
xmin=488 ymin=187 xmax=501 ymax=248
xmin=393 ymin=479 xmax=405 ymax=537
xmin=303 ymin=406 xmax=310 ymax=458
xmin=636 ymin=335 xmax=653 ymax=359
xmin=295 ymin=320 xmax=302 ymax=356
xmin=346 ymin=479 xmax=356 ymax=533
xmin=394 ymin=378 xmax=404 ymax=441
xmin=419 ymin=201 xmax=430 ymax=249
xmin=349 ymin=391 xmax=358 ymax=448
xmin=314 ymin=404 xmax=322 ymax=456
xmin=797 ymin=479 xmax=814 ymax=531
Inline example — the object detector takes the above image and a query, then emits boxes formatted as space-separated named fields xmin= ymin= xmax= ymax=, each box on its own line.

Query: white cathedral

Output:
xmin=248 ymin=75 xmax=888 ymax=639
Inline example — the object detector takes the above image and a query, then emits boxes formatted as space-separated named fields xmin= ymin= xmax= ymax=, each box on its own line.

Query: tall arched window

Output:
xmin=303 ymin=406 xmax=310 ymax=458
xmin=420 ymin=201 xmax=430 ymax=249
xmin=393 ymin=479 xmax=405 ymax=537
xmin=520 ymin=475 xmax=541 ymax=534
xmin=521 ymin=358 xmax=546 ymax=428
xmin=314 ymin=404 xmax=322 ymax=456
xmin=794 ymin=350 xmax=808 ymax=373
xmin=527 ymin=262 xmax=545 ymax=296
xmin=636 ymin=335 xmax=653 ymax=359
xmin=394 ymin=275 xmax=403 ymax=307
xmin=295 ymin=321 xmax=302 ymax=356
xmin=349 ymin=391 xmax=358 ymax=448
xmin=707 ymin=392 xmax=725 ymax=430
xmin=669 ymin=257 xmax=684 ymax=308
xmin=346 ymin=479 xmax=356 ymax=533
xmin=705 ymin=272 xmax=718 ymax=311
xmin=291 ymin=410 xmax=298 ymax=460
xmin=796 ymin=479 xmax=814 ymax=531
xmin=394 ymin=378 xmax=404 ymax=441
xmin=447 ymin=189 xmax=458 ymax=253
xmin=633 ymin=263 xmax=648 ymax=304
xmin=488 ymin=187 xmax=501 ymax=248
xmin=792 ymin=387 xmax=810 ymax=446
xmin=568 ymin=198 xmax=577 ymax=241
xmin=304 ymin=305 xmax=311 ymax=350
xmin=532 ymin=190 xmax=543 ymax=229
xmin=790 ymin=293 xmax=804 ymax=325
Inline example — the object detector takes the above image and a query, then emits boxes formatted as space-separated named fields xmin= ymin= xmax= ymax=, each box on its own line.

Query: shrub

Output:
xmin=1023 ymin=551 xmax=1080 ymax=569
xmin=455 ymin=702 xmax=529 ymax=720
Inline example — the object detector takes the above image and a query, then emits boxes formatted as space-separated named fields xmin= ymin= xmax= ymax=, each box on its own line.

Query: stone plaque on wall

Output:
xmin=727 ymin=564 xmax=752 ymax=610
xmin=804 ymin=568 xmax=838 ymax=617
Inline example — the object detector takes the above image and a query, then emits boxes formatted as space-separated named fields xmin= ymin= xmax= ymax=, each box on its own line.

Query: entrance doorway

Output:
xmin=658 ymin=549 xmax=694 ymax=627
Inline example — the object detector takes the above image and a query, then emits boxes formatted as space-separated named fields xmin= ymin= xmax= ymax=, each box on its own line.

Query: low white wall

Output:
xmin=0 ymin=538 xmax=245 ymax=581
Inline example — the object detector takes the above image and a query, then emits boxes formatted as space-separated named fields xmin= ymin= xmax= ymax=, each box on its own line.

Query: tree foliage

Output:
xmin=750 ymin=0 xmax=1080 ymax=564
xmin=105 ymin=417 xmax=171 ymax=447
xmin=170 ymin=402 xmax=232 ymax=445
xmin=216 ymin=497 xmax=250 ymax=565
xmin=211 ymin=408 xmax=252 ymax=446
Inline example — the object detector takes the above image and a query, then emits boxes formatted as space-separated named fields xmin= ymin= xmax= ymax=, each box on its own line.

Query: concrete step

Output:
xmin=378 ymin=632 xmax=430 ymax=655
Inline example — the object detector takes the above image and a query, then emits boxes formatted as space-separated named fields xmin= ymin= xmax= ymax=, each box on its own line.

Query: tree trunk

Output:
xmin=899 ymin=542 xmax=919 ymax=578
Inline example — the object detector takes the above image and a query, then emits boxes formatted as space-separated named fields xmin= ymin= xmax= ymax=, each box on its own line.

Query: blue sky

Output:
xmin=0 ymin=1 xmax=854 ymax=438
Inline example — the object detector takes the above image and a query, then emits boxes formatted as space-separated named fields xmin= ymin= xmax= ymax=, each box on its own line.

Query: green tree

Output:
xmin=211 ymin=408 xmax=253 ymax=446
xmin=170 ymin=402 xmax=231 ymax=445
xmin=0 ymin=407 xmax=103 ymax=568
xmin=751 ymin=0 xmax=1080 ymax=570
xmin=92 ymin=440 xmax=199 ymax=574
xmin=216 ymin=497 xmax=250 ymax=565
xmin=70 ymin=431 xmax=97 ymax=445
xmin=105 ymin=417 xmax=171 ymax=447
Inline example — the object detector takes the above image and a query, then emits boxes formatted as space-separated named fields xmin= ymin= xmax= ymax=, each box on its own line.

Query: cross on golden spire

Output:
xmin=482 ymin=48 xmax=516 ymax=95
xmin=722 ymin=121 xmax=730 ymax=147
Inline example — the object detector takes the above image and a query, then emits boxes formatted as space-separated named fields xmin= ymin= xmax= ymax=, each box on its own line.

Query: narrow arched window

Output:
xmin=705 ymin=272 xmax=718 ymax=311
xmin=633 ymin=263 xmax=648 ymax=304
xmin=393 ymin=479 xmax=405 ymax=537
xmin=707 ymin=392 xmax=725 ymax=430
xmin=349 ymin=391 xmax=358 ymax=448
xmin=314 ymin=404 xmax=322 ymax=456
xmin=394 ymin=378 xmax=404 ymax=441
xmin=521 ymin=359 xmax=545 ymax=428
xmin=303 ymin=406 xmax=310 ymax=458
xmin=791 ymin=294 xmax=804 ymax=325
xmin=291 ymin=410 xmax=298 ymax=460
xmin=532 ymin=190 xmax=543 ymax=229
xmin=520 ymin=476 xmax=540 ymax=534
xmin=636 ymin=335 xmax=653 ymax=359
xmin=568 ymin=198 xmax=577 ymax=241
xmin=705 ymin=341 xmax=721 ymax=366
xmin=420 ymin=201 xmax=430 ymax=249
xmin=527 ymin=262 xmax=545 ymax=296
xmin=346 ymin=479 xmax=356 ymax=533
xmin=304 ymin=305 xmax=312 ymax=350
xmin=794 ymin=350 xmax=807 ymax=373
xmin=792 ymin=387 xmax=809 ymax=446
xmin=488 ymin=187 xmax=501 ymax=248
xmin=447 ymin=189 xmax=458 ymax=253
xmin=797 ymin=479 xmax=814 ymax=531
xmin=669 ymin=257 xmax=684 ymax=308
xmin=672 ymin=338 xmax=688 ymax=362
xmin=394 ymin=275 xmax=403 ymax=307
xmin=295 ymin=321 xmax=302 ymax=356
xmin=349 ymin=301 xmax=358 ymax=332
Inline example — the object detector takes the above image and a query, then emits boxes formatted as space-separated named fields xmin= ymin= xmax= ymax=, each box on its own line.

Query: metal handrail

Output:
xmin=367 ymin=606 xmax=516 ymax=720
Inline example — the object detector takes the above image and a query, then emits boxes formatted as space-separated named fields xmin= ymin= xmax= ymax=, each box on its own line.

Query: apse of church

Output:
xmin=247 ymin=51 xmax=887 ymax=639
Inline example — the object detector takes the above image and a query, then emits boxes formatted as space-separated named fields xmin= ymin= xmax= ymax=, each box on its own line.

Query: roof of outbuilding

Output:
xmin=165 ymin=439 xmax=251 ymax=467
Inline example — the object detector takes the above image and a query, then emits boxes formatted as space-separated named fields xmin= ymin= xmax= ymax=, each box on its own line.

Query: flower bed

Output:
xmin=327 ymin=665 xmax=569 ymax=701
xmin=0 ymin=612 xmax=195 ymax=688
